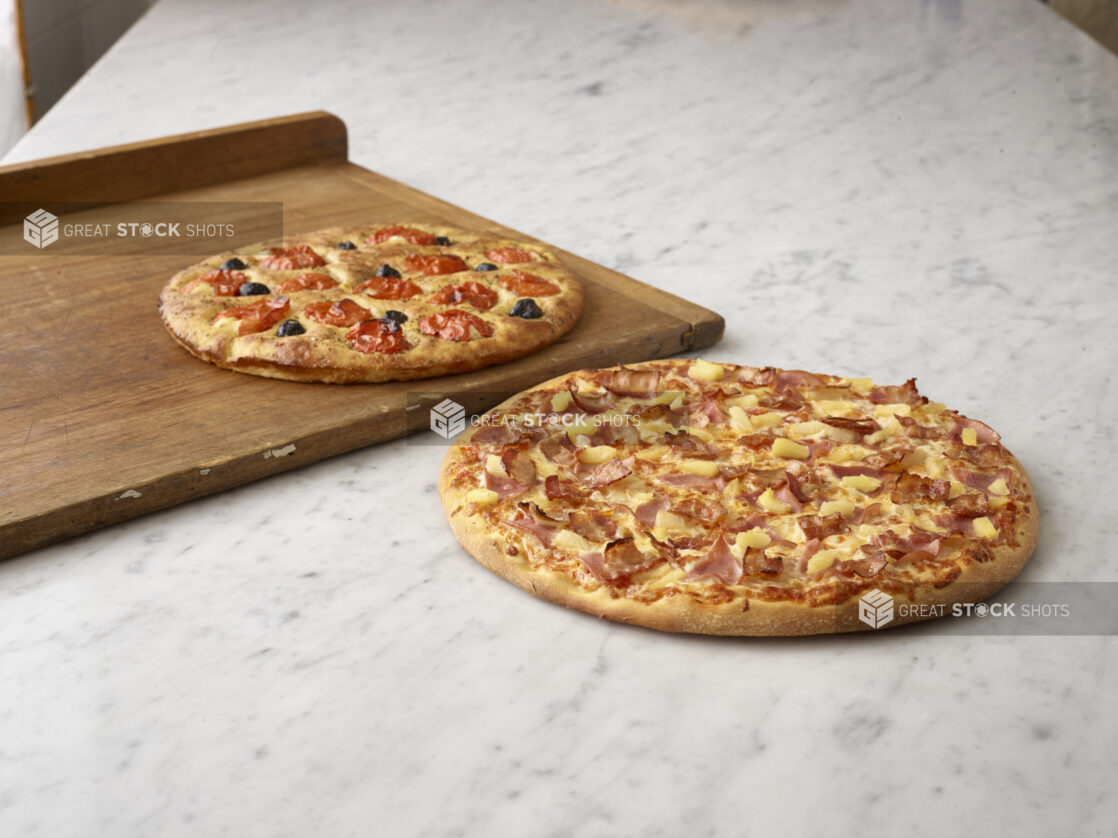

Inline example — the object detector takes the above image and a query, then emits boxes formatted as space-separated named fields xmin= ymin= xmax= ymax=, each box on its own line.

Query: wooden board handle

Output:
xmin=0 ymin=111 xmax=348 ymax=223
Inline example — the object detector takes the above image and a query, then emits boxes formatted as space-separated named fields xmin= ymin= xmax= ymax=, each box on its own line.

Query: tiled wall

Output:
xmin=22 ymin=0 xmax=155 ymax=121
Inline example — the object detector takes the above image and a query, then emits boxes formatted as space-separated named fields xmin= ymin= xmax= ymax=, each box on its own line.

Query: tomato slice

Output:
xmin=485 ymin=247 xmax=538 ymax=264
xmin=302 ymin=298 xmax=371 ymax=327
xmin=346 ymin=319 xmax=411 ymax=354
xmin=402 ymin=254 xmax=468 ymax=276
xmin=499 ymin=270 xmax=559 ymax=297
xmin=258 ymin=245 xmax=326 ymax=270
xmin=183 ymin=269 xmax=246 ymax=296
xmin=428 ymin=280 xmax=498 ymax=311
xmin=214 ymin=297 xmax=290 ymax=335
xmin=418 ymin=309 xmax=495 ymax=341
xmin=276 ymin=272 xmax=339 ymax=293
xmin=354 ymin=275 xmax=422 ymax=300
xmin=366 ymin=226 xmax=438 ymax=246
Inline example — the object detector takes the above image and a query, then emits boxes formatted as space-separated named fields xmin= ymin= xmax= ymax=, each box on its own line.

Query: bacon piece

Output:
xmin=850 ymin=502 xmax=882 ymax=525
xmin=673 ymin=497 xmax=725 ymax=523
xmin=954 ymin=416 xmax=1001 ymax=445
xmin=683 ymin=536 xmax=740 ymax=585
xmin=603 ymin=537 xmax=649 ymax=574
xmin=775 ymin=369 xmax=825 ymax=389
xmin=586 ymin=457 xmax=631 ymax=487
xmin=602 ymin=367 xmax=662 ymax=397
xmin=850 ymin=553 xmax=888 ymax=578
xmin=666 ymin=535 xmax=715 ymax=552
xmin=697 ymin=396 xmax=725 ymax=425
xmin=634 ymin=495 xmax=670 ymax=527
xmin=869 ymin=378 xmax=923 ymax=406
xmin=501 ymin=448 xmax=538 ymax=486
xmin=743 ymin=549 xmax=783 ymax=576
xmin=952 ymin=466 xmax=1013 ymax=493
xmin=947 ymin=493 xmax=990 ymax=518
xmin=955 ymin=443 xmax=1004 ymax=467
xmin=662 ymin=430 xmax=718 ymax=459
xmin=568 ymin=509 xmax=618 ymax=542
xmin=820 ymin=415 xmax=879 ymax=436
xmin=630 ymin=402 xmax=687 ymax=427
xmin=569 ymin=387 xmax=612 ymax=414
xmin=539 ymin=437 xmax=578 ymax=467
xmin=544 ymin=475 xmax=582 ymax=501
xmin=472 ymin=424 xmax=517 ymax=445
xmin=758 ymin=390 xmax=804 ymax=410
xmin=798 ymin=514 xmax=845 ymax=540
xmin=891 ymin=471 xmax=951 ymax=503
xmin=735 ymin=366 xmax=776 ymax=386
xmin=784 ymin=462 xmax=819 ymax=502
xmin=656 ymin=473 xmax=725 ymax=492
xmin=773 ymin=483 xmax=802 ymax=513
xmin=895 ymin=415 xmax=941 ymax=440
xmin=485 ymin=470 xmax=529 ymax=499
xmin=507 ymin=502 xmax=562 ymax=544
xmin=576 ymin=552 xmax=607 ymax=580
xmin=737 ymin=432 xmax=777 ymax=450
xmin=828 ymin=463 xmax=885 ymax=480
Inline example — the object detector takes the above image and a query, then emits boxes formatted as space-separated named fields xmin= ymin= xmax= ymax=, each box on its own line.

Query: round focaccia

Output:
xmin=439 ymin=360 xmax=1039 ymax=636
xmin=158 ymin=223 xmax=584 ymax=383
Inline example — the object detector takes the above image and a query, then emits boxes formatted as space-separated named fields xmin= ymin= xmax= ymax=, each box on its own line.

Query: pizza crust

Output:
xmin=159 ymin=224 xmax=584 ymax=383
xmin=438 ymin=362 xmax=1040 ymax=636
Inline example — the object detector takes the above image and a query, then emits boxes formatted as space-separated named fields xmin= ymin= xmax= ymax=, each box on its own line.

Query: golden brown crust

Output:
xmin=438 ymin=361 xmax=1040 ymax=636
xmin=159 ymin=223 xmax=584 ymax=383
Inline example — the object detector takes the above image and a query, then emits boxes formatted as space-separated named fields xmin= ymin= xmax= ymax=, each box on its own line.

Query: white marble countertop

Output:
xmin=3 ymin=0 xmax=1117 ymax=835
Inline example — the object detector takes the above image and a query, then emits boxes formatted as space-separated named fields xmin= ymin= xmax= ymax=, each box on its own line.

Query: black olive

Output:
xmin=376 ymin=264 xmax=401 ymax=278
xmin=336 ymin=241 xmax=356 ymax=250
xmin=474 ymin=262 xmax=498 ymax=272
xmin=220 ymin=257 xmax=247 ymax=270
xmin=238 ymin=282 xmax=271 ymax=296
xmin=510 ymin=298 xmax=543 ymax=319
xmin=276 ymin=319 xmax=306 ymax=337
xmin=383 ymin=310 xmax=408 ymax=325
xmin=435 ymin=236 xmax=452 ymax=246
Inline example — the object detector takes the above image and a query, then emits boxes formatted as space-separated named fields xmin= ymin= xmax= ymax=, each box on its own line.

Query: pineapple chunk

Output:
xmin=922 ymin=401 xmax=946 ymax=414
xmin=726 ymin=394 xmax=759 ymax=410
xmin=829 ymin=445 xmax=869 ymax=462
xmin=923 ymin=455 xmax=946 ymax=479
xmin=688 ymin=359 xmax=724 ymax=381
xmin=578 ymin=445 xmax=617 ymax=465
xmin=841 ymin=474 xmax=881 ymax=493
xmin=636 ymin=444 xmax=670 ymax=461
xmin=758 ymin=488 xmax=791 ymax=514
xmin=849 ymin=377 xmax=874 ymax=395
xmin=787 ymin=420 xmax=826 ymax=438
xmin=772 ymin=438 xmax=810 ymax=460
xmin=949 ymin=480 xmax=967 ymax=499
xmin=680 ymin=459 xmax=719 ymax=477
xmin=961 ymin=427 xmax=978 ymax=446
xmin=987 ymin=478 xmax=1009 ymax=496
xmin=550 ymin=390 xmax=572 ymax=412
xmin=485 ymin=454 xmax=506 ymax=476
xmin=727 ymin=405 xmax=751 ymax=430
xmin=566 ymin=420 xmax=598 ymax=442
xmin=900 ymin=448 xmax=929 ymax=468
xmin=687 ymin=426 xmax=714 ymax=442
xmin=989 ymin=496 xmax=1009 ymax=510
xmin=554 ymin=530 xmax=593 ymax=553
xmin=973 ymin=517 xmax=998 ymax=539
xmin=806 ymin=549 xmax=836 ymax=574
xmin=535 ymin=459 xmax=559 ymax=478
xmin=466 ymin=488 xmax=498 ymax=506
xmin=750 ymin=412 xmax=784 ymax=429
xmin=815 ymin=399 xmax=854 ymax=417
xmin=735 ymin=528 xmax=771 ymax=550
xmin=655 ymin=510 xmax=694 ymax=532
xmin=864 ymin=424 xmax=895 ymax=445
xmin=669 ymin=394 xmax=686 ymax=410
xmin=874 ymin=403 xmax=912 ymax=418
xmin=819 ymin=499 xmax=856 ymax=517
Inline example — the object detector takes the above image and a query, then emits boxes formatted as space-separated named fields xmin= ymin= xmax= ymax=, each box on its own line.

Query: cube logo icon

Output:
xmin=858 ymin=589 xmax=894 ymax=629
xmin=24 ymin=209 xmax=60 ymax=249
xmin=430 ymin=398 xmax=466 ymax=439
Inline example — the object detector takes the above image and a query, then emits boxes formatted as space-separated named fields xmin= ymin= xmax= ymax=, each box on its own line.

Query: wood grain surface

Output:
xmin=0 ymin=112 xmax=723 ymax=561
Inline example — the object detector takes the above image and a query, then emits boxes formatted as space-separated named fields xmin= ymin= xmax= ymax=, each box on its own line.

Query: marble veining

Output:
xmin=2 ymin=0 xmax=1117 ymax=835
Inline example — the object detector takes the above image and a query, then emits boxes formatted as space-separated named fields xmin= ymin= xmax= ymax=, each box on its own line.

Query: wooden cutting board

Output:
xmin=0 ymin=112 xmax=723 ymax=561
